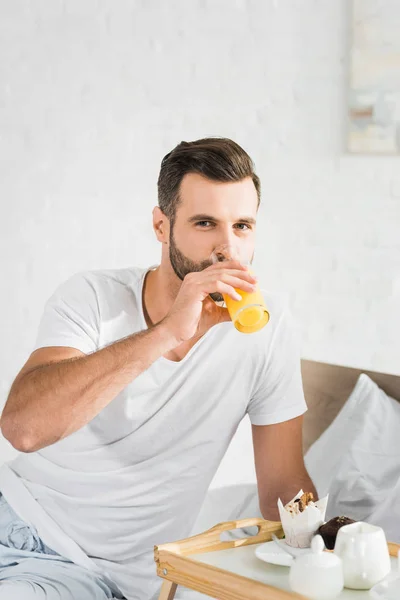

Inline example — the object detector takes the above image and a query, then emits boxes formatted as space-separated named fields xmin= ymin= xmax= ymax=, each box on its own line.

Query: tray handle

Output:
xmin=207 ymin=517 xmax=281 ymax=535
xmin=155 ymin=517 xmax=284 ymax=557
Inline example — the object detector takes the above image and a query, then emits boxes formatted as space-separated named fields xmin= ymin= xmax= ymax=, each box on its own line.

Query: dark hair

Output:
xmin=157 ymin=137 xmax=261 ymax=222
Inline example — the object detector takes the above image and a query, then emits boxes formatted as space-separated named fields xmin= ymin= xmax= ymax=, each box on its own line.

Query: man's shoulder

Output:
xmin=64 ymin=265 xmax=148 ymax=293
xmin=82 ymin=265 xmax=148 ymax=287
xmin=48 ymin=266 xmax=149 ymax=313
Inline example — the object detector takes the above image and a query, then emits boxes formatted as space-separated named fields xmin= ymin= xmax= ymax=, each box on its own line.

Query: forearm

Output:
xmin=260 ymin=470 xmax=318 ymax=521
xmin=1 ymin=322 xmax=177 ymax=452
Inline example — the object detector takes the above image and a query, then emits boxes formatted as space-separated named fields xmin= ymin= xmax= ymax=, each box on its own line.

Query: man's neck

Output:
xmin=143 ymin=263 xmax=181 ymax=328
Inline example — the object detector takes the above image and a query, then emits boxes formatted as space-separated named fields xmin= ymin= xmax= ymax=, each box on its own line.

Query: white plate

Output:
xmin=255 ymin=540 xmax=311 ymax=567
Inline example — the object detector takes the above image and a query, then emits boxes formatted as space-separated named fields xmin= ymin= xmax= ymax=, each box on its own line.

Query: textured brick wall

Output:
xmin=1 ymin=0 xmax=399 ymax=463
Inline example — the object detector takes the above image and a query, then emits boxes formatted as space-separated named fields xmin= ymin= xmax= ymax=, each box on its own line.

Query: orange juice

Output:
xmin=224 ymin=280 xmax=269 ymax=334
xmin=210 ymin=244 xmax=269 ymax=333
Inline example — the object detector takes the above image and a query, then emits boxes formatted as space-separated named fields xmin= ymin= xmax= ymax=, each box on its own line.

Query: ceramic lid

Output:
xmin=294 ymin=535 xmax=342 ymax=569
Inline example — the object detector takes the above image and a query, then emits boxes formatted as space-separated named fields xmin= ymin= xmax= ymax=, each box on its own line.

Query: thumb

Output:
xmin=203 ymin=297 xmax=231 ymax=324
xmin=216 ymin=305 xmax=231 ymax=323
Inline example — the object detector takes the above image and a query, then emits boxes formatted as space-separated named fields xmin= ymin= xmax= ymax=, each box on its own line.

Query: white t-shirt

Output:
xmin=0 ymin=266 xmax=307 ymax=600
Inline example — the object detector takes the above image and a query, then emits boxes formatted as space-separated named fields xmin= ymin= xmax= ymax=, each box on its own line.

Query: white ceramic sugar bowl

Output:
xmin=289 ymin=535 xmax=344 ymax=600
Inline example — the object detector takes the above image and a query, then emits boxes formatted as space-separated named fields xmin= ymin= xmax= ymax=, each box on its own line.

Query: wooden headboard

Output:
xmin=301 ymin=359 xmax=400 ymax=453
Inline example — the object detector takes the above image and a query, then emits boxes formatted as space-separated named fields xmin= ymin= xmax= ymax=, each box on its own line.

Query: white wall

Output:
xmin=1 ymin=0 xmax=399 ymax=466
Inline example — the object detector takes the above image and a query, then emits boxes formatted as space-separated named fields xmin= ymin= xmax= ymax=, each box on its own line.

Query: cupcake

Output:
xmin=278 ymin=490 xmax=329 ymax=548
xmin=317 ymin=516 xmax=356 ymax=550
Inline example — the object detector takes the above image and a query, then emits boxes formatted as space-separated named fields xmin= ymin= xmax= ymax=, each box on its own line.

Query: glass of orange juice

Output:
xmin=210 ymin=245 xmax=270 ymax=334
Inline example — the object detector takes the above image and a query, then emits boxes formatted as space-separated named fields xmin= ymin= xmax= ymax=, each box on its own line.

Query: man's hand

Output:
xmin=163 ymin=260 xmax=257 ymax=343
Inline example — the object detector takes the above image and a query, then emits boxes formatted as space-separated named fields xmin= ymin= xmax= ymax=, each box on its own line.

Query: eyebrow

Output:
xmin=188 ymin=214 xmax=256 ymax=225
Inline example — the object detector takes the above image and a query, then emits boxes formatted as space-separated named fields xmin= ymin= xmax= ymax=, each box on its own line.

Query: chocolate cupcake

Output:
xmin=317 ymin=516 xmax=356 ymax=550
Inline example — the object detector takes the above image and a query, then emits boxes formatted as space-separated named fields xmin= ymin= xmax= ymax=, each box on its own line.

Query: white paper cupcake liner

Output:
xmin=278 ymin=489 xmax=329 ymax=549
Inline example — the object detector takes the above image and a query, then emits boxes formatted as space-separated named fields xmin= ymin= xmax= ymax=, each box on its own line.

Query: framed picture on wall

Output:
xmin=348 ymin=0 xmax=400 ymax=154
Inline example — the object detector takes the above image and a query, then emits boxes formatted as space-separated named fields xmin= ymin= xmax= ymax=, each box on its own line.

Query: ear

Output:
xmin=152 ymin=207 xmax=170 ymax=244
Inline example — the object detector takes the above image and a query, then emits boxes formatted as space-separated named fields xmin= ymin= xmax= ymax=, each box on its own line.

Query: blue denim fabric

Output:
xmin=0 ymin=493 xmax=119 ymax=599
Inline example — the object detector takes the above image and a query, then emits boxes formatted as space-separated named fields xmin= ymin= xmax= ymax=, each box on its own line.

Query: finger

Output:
xmin=202 ymin=298 xmax=231 ymax=323
xmin=207 ymin=282 xmax=242 ymax=302
xmin=204 ymin=268 xmax=257 ymax=284
xmin=202 ymin=273 xmax=256 ymax=294
xmin=208 ymin=260 xmax=248 ymax=272
xmin=221 ymin=275 xmax=256 ymax=294
xmin=223 ymin=269 xmax=258 ymax=284
xmin=200 ymin=280 xmax=243 ymax=301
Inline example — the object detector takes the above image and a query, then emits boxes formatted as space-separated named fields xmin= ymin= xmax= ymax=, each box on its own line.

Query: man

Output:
xmin=0 ymin=137 xmax=317 ymax=600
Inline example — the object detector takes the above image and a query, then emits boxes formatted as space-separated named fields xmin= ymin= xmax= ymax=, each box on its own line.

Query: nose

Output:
xmin=211 ymin=230 xmax=239 ymax=262
xmin=217 ymin=225 xmax=237 ymax=251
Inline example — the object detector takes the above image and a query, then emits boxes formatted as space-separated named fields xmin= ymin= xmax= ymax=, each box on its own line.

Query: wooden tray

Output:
xmin=154 ymin=518 xmax=400 ymax=600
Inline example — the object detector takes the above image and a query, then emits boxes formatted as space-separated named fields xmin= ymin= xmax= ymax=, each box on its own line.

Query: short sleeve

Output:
xmin=247 ymin=309 xmax=307 ymax=426
xmin=33 ymin=273 xmax=100 ymax=355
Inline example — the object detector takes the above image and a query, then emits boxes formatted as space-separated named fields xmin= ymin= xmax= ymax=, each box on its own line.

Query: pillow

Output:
xmin=305 ymin=373 xmax=400 ymax=543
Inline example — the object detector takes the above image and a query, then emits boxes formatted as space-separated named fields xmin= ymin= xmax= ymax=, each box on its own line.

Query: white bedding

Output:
xmin=305 ymin=373 xmax=400 ymax=544
xmin=0 ymin=434 xmax=17 ymax=464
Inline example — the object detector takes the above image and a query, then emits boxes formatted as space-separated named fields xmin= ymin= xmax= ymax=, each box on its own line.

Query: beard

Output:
xmin=169 ymin=230 xmax=224 ymax=302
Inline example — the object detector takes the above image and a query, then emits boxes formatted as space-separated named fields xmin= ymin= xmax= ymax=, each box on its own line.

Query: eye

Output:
xmin=196 ymin=221 xmax=214 ymax=228
xmin=234 ymin=223 xmax=252 ymax=231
